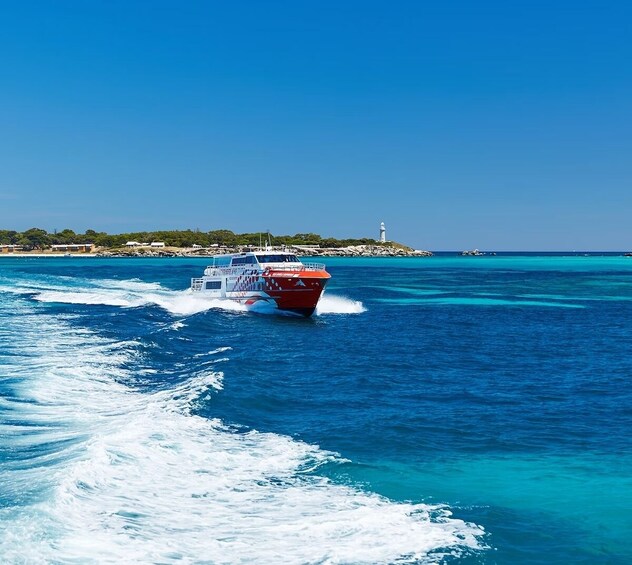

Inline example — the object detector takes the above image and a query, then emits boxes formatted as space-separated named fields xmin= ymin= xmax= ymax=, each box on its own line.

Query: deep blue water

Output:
xmin=1 ymin=255 xmax=631 ymax=563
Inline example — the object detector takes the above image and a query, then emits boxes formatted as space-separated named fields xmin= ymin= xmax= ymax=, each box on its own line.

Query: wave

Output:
xmin=34 ymin=287 xmax=249 ymax=315
xmin=0 ymin=294 xmax=483 ymax=563
xmin=1 ymin=275 xmax=245 ymax=316
xmin=13 ymin=275 xmax=247 ymax=316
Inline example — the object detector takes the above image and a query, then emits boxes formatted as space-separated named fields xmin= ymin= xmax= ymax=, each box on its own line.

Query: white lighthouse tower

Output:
xmin=379 ymin=221 xmax=386 ymax=243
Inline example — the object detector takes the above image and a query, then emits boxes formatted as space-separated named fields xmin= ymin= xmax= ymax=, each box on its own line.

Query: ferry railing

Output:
xmin=191 ymin=278 xmax=203 ymax=291
xmin=301 ymin=262 xmax=326 ymax=271
xmin=205 ymin=267 xmax=260 ymax=277
xmin=263 ymin=263 xmax=326 ymax=272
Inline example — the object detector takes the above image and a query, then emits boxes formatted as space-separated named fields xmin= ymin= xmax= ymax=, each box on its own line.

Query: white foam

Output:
xmin=143 ymin=290 xmax=248 ymax=316
xmin=194 ymin=346 xmax=233 ymax=357
xmin=97 ymin=278 xmax=164 ymax=292
xmin=32 ymin=283 xmax=248 ymax=316
xmin=316 ymin=293 xmax=367 ymax=315
xmin=0 ymin=291 xmax=484 ymax=564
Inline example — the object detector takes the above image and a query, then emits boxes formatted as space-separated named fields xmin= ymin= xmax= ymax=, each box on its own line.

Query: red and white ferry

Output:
xmin=191 ymin=250 xmax=331 ymax=317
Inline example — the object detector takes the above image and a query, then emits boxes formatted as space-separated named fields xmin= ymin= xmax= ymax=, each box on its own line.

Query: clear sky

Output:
xmin=1 ymin=1 xmax=630 ymax=250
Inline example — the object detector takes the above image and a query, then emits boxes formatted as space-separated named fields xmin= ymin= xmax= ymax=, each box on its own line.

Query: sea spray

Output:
xmin=316 ymin=293 xmax=366 ymax=315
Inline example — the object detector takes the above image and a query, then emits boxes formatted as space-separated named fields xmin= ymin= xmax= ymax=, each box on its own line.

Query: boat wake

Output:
xmin=0 ymin=288 xmax=484 ymax=564
xmin=34 ymin=287 xmax=249 ymax=315
xmin=1 ymin=277 xmax=245 ymax=316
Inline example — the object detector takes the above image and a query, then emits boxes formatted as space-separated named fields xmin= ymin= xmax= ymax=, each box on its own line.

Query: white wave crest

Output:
xmin=316 ymin=293 xmax=366 ymax=315
xmin=33 ymin=285 xmax=248 ymax=316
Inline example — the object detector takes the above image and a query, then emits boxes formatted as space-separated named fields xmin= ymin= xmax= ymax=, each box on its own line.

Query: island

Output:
xmin=0 ymin=228 xmax=433 ymax=257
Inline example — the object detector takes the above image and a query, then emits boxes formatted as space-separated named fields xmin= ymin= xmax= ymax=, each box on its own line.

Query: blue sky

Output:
xmin=1 ymin=1 xmax=630 ymax=250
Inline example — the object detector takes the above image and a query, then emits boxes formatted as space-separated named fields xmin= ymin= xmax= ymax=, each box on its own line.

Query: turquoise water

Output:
xmin=1 ymin=255 xmax=631 ymax=563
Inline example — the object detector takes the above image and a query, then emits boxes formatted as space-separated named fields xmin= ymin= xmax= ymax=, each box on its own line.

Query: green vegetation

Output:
xmin=0 ymin=228 xmax=386 ymax=250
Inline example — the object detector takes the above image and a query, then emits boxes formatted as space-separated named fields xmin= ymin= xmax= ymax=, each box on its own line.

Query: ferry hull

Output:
xmin=262 ymin=271 xmax=330 ymax=317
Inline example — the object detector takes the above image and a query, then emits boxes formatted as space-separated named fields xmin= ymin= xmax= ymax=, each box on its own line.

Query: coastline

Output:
xmin=95 ymin=244 xmax=434 ymax=258
xmin=0 ymin=245 xmax=433 ymax=258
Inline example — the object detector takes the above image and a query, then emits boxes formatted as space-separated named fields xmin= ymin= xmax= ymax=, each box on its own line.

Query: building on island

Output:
xmin=150 ymin=242 xmax=166 ymax=248
xmin=379 ymin=222 xmax=386 ymax=243
xmin=291 ymin=244 xmax=321 ymax=251
xmin=51 ymin=244 xmax=94 ymax=253
xmin=0 ymin=244 xmax=24 ymax=253
xmin=126 ymin=241 xmax=141 ymax=247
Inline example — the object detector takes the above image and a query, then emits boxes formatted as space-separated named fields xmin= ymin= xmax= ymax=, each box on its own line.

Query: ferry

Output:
xmin=191 ymin=250 xmax=331 ymax=317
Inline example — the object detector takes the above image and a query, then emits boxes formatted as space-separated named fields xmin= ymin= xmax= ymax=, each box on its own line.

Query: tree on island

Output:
xmin=0 ymin=230 xmax=19 ymax=245
xmin=19 ymin=228 xmax=49 ymax=250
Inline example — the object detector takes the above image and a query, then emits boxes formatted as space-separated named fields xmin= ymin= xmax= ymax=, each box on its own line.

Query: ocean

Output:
xmin=1 ymin=255 xmax=631 ymax=564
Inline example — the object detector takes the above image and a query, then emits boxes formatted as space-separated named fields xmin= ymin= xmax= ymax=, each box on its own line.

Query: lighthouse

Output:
xmin=379 ymin=222 xmax=386 ymax=243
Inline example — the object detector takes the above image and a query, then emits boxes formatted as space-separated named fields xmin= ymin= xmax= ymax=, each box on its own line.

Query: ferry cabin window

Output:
xmin=231 ymin=255 xmax=258 ymax=266
xmin=256 ymin=254 xmax=299 ymax=263
xmin=212 ymin=257 xmax=231 ymax=267
xmin=205 ymin=280 xmax=222 ymax=290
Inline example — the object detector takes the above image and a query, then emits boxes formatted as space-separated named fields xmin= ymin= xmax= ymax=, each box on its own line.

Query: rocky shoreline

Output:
xmin=94 ymin=244 xmax=434 ymax=258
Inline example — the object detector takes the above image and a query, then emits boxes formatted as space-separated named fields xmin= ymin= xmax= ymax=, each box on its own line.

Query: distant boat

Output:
xmin=190 ymin=250 xmax=330 ymax=317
